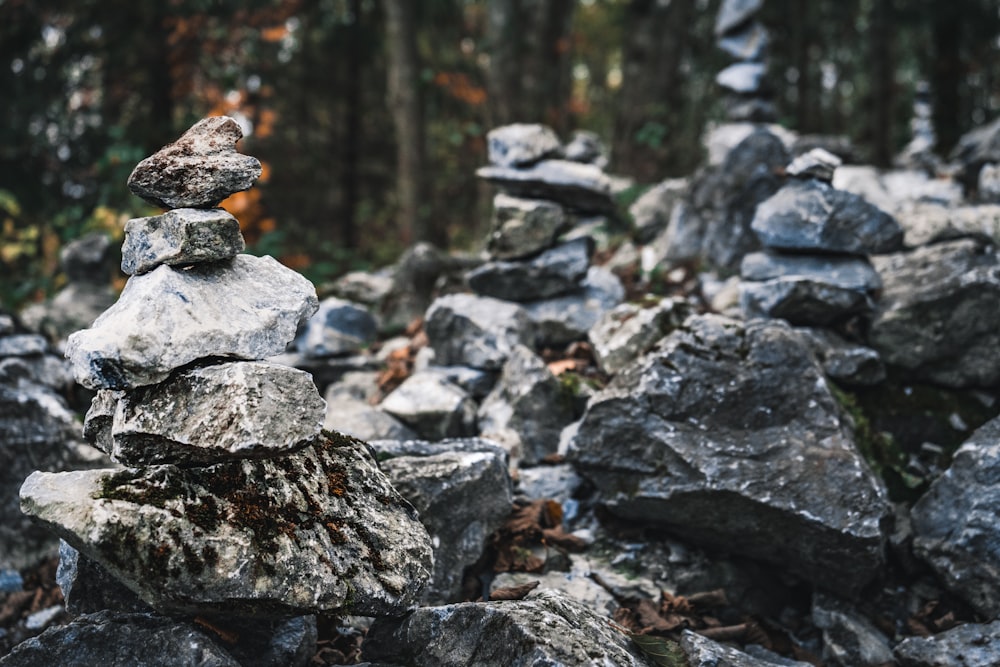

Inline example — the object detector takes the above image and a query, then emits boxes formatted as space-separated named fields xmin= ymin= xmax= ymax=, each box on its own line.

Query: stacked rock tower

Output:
xmin=19 ymin=118 xmax=432 ymax=622
xmin=714 ymin=0 xmax=775 ymax=122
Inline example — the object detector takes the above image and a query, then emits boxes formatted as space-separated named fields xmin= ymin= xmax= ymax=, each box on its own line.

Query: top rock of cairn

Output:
xmin=127 ymin=116 xmax=262 ymax=209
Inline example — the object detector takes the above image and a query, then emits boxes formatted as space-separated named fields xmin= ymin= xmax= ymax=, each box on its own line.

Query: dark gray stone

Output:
xmin=894 ymin=620 xmax=1000 ymax=667
xmin=752 ymin=179 xmax=904 ymax=255
xmin=477 ymin=160 xmax=615 ymax=214
xmin=423 ymin=365 xmax=498 ymax=400
xmin=18 ymin=282 xmax=117 ymax=344
xmin=715 ymin=0 xmax=764 ymax=36
xmin=121 ymin=208 xmax=244 ymax=275
xmin=740 ymin=278 xmax=875 ymax=326
xmin=717 ymin=21 xmax=770 ymax=61
xmin=486 ymin=123 xmax=561 ymax=168
xmin=296 ymin=297 xmax=377 ymax=358
xmin=524 ymin=266 xmax=624 ymax=346
xmin=812 ymin=593 xmax=894 ymax=667
xmin=478 ymin=345 xmax=576 ymax=465
xmin=332 ymin=270 xmax=394 ymax=308
xmin=910 ymin=416 xmax=1000 ymax=617
xmin=567 ymin=315 xmax=889 ymax=595
xmin=380 ymin=372 xmax=478 ymax=440
xmin=716 ymin=62 xmax=767 ymax=95
xmin=371 ymin=438 xmax=512 ymax=603
xmin=741 ymin=251 xmax=881 ymax=291
xmin=127 ymin=116 xmax=262 ymax=209
xmin=466 ymin=238 xmax=592 ymax=302
xmin=724 ymin=96 xmax=779 ymax=123
xmin=486 ymin=194 xmax=569 ymax=260
xmin=361 ymin=589 xmax=657 ymax=666
xmin=681 ymin=631 xmax=811 ymax=667
xmin=60 ymin=233 xmax=112 ymax=284
xmin=424 ymin=293 xmax=535 ymax=371
xmin=562 ymin=130 xmax=608 ymax=168
xmin=629 ymin=178 xmax=688 ymax=244
xmin=57 ymin=540 xmax=151 ymax=614
xmin=950 ymin=117 xmax=1000 ymax=193
xmin=869 ymin=239 xmax=1000 ymax=387
xmin=798 ymin=328 xmax=886 ymax=386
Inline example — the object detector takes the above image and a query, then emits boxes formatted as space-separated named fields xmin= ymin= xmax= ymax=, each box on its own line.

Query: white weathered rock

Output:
xmin=589 ymin=298 xmax=689 ymax=375
xmin=66 ymin=254 xmax=318 ymax=390
xmin=486 ymin=123 xmax=561 ymax=168
xmin=716 ymin=62 xmax=767 ymax=94
xmin=786 ymin=147 xmax=842 ymax=183
xmin=121 ymin=208 xmax=245 ymax=275
xmin=380 ymin=372 xmax=477 ymax=440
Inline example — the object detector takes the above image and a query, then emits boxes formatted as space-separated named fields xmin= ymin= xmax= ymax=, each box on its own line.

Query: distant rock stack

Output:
xmin=18 ymin=118 xmax=433 ymax=631
xmin=714 ymin=0 xmax=775 ymax=122
xmin=739 ymin=148 xmax=904 ymax=326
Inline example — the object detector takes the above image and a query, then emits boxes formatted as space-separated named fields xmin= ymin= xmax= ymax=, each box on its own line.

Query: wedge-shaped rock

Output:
xmin=716 ymin=62 xmax=767 ymax=94
xmin=127 ymin=116 xmax=262 ymax=209
xmin=121 ymin=208 xmax=245 ymax=275
xmin=19 ymin=431 xmax=434 ymax=618
xmin=66 ymin=254 xmax=318 ymax=390
xmin=107 ymin=361 xmax=325 ymax=466
xmin=714 ymin=0 xmax=764 ymax=36
xmin=477 ymin=160 xmax=614 ymax=214
xmin=466 ymin=238 xmax=592 ymax=302
xmin=568 ymin=315 xmax=889 ymax=596
xmin=752 ymin=179 xmax=903 ymax=255
xmin=425 ymin=293 xmax=535 ymax=370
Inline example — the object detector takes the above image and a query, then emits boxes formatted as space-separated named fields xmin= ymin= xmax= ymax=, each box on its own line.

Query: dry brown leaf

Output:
xmin=490 ymin=580 xmax=540 ymax=601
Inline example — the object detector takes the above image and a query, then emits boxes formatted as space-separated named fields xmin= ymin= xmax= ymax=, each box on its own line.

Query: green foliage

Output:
xmin=628 ymin=633 xmax=690 ymax=667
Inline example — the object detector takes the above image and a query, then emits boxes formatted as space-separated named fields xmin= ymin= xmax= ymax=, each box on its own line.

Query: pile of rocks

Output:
xmin=7 ymin=118 xmax=433 ymax=664
xmin=714 ymin=0 xmax=774 ymax=122
xmin=740 ymin=147 xmax=905 ymax=326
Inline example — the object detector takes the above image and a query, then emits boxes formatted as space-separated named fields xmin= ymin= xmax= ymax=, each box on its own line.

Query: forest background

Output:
xmin=1 ymin=0 xmax=999 ymax=309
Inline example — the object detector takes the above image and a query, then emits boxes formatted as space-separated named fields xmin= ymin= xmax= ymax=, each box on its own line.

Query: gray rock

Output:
xmin=423 ymin=365 xmax=498 ymax=400
xmin=486 ymin=123 xmax=561 ymax=168
xmin=121 ymin=208 xmax=245 ymax=275
xmin=18 ymin=282 xmax=117 ymax=344
xmin=752 ymin=179 xmax=904 ymax=255
xmin=716 ymin=62 xmax=767 ymax=95
xmin=60 ymin=233 xmax=112 ymax=284
xmin=0 ymin=314 xmax=13 ymax=336
xmin=894 ymin=620 xmax=1000 ymax=667
xmin=562 ymin=130 xmax=609 ymax=168
xmin=324 ymin=393 xmax=418 ymax=442
xmin=127 ymin=116 xmax=262 ymax=209
xmin=0 ymin=334 xmax=47 ymax=357
xmin=19 ymin=431 xmax=434 ymax=618
xmin=724 ymin=95 xmax=779 ymax=123
xmin=424 ymin=293 xmax=535 ymax=370
xmin=485 ymin=194 xmax=569 ymax=260
xmin=0 ymin=354 xmax=74 ymax=394
xmin=371 ymin=438 xmax=512 ymax=603
xmin=361 ymin=588 xmax=657 ymax=666
xmin=567 ymin=315 xmax=889 ymax=595
xmin=910 ymin=416 xmax=1000 ymax=616
xmin=66 ymin=254 xmax=318 ymax=390
xmin=812 ymin=593 xmax=894 ymax=667
xmin=715 ymin=0 xmax=764 ymax=36
xmin=525 ymin=266 xmax=624 ymax=346
xmin=869 ymin=239 xmax=1000 ymax=387
xmin=58 ymin=540 xmax=151 ymax=614
xmin=107 ymin=361 xmax=325 ymax=466
xmin=478 ymin=346 xmax=575 ymax=465
xmin=477 ymin=160 xmax=615 ymax=214
xmin=740 ymin=278 xmax=875 ymax=326
xmin=786 ymin=147 xmax=842 ymax=183
xmin=466 ymin=238 xmax=592 ymax=302
xmin=332 ymin=270 xmax=394 ymax=308
xmin=895 ymin=202 xmax=1000 ymax=248
xmin=681 ymin=630 xmax=810 ymax=667
xmin=741 ymin=251 xmax=881 ymax=291
xmin=380 ymin=372 xmax=478 ymax=440
xmin=296 ymin=297 xmax=377 ymax=358
xmin=588 ymin=297 xmax=689 ymax=375
xmin=629 ymin=178 xmax=688 ymax=244
xmin=516 ymin=464 xmax=584 ymax=506
xmin=950 ymin=116 xmax=1000 ymax=192
xmin=717 ymin=21 xmax=770 ymax=61
xmin=980 ymin=163 xmax=1000 ymax=202
xmin=82 ymin=389 xmax=118 ymax=453
xmin=798 ymin=328 xmax=886 ymax=386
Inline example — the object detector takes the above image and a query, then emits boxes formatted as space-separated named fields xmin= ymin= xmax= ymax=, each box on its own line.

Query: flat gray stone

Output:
xmin=869 ymin=239 xmax=1000 ymax=387
xmin=717 ymin=21 xmax=770 ymax=61
xmin=911 ymin=416 xmax=1000 ymax=617
xmin=740 ymin=278 xmax=875 ymax=326
xmin=568 ymin=315 xmax=889 ymax=595
xmin=716 ymin=62 xmax=767 ymax=94
xmin=681 ymin=630 xmax=811 ymax=666
xmin=752 ymin=179 xmax=904 ymax=255
xmin=486 ymin=193 xmax=569 ymax=260
xmin=894 ymin=620 xmax=1000 ymax=667
xmin=425 ymin=293 xmax=535 ymax=371
xmin=588 ymin=297 xmax=689 ymax=375
xmin=741 ymin=251 xmax=881 ymax=291
xmin=19 ymin=431 xmax=433 ymax=618
xmin=486 ymin=123 xmax=561 ymax=168
xmin=715 ymin=0 xmax=764 ymax=36
xmin=361 ymin=589 xmax=657 ymax=666
xmin=296 ymin=296 xmax=377 ymax=358
xmin=524 ymin=266 xmax=624 ymax=346
xmin=786 ymin=148 xmax=842 ymax=183
xmin=0 ymin=334 xmax=47 ymax=357
xmin=324 ymin=393 xmax=417 ymax=442
xmin=66 ymin=254 xmax=318 ymax=390
xmin=127 ymin=116 xmax=262 ymax=209
xmin=477 ymin=160 xmax=615 ymax=214
xmin=371 ymin=438 xmax=512 ymax=604
xmin=466 ymin=238 xmax=591 ymax=302
xmin=380 ymin=372 xmax=478 ymax=440
xmin=121 ymin=208 xmax=245 ymax=275
xmin=107 ymin=361 xmax=325 ymax=466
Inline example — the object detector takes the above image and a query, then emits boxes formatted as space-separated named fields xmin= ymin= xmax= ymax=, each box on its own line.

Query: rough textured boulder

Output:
xmin=380 ymin=372 xmax=478 ymax=440
xmin=66 ymin=254 xmax=318 ymax=390
xmin=525 ymin=266 xmax=624 ymax=346
xmin=486 ymin=194 xmax=568 ymax=260
xmin=465 ymin=238 xmax=591 ymax=302
xmin=477 ymin=160 xmax=615 ymax=214
xmin=893 ymin=202 xmax=1000 ymax=247
xmin=588 ymin=297 xmax=689 ymax=376
xmin=371 ymin=438 xmax=512 ymax=603
xmin=568 ymin=315 xmax=889 ymax=595
xmin=478 ymin=345 xmax=575 ymax=465
xmin=127 ymin=116 xmax=262 ymax=209
xmin=424 ymin=293 xmax=535 ymax=370
xmin=869 ymin=239 xmax=1000 ymax=387
xmin=20 ymin=432 xmax=434 ymax=618
xmin=910 ymin=416 xmax=1000 ymax=617
xmin=361 ymin=589 xmax=657 ymax=666
xmin=894 ymin=620 xmax=1000 ymax=667
xmin=121 ymin=208 xmax=245 ymax=275
xmin=486 ymin=123 xmax=561 ymax=168
xmin=102 ymin=361 xmax=326 ymax=466
xmin=295 ymin=297 xmax=377 ymax=358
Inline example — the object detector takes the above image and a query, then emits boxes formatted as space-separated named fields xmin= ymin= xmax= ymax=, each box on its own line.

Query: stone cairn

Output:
xmin=18 ymin=118 xmax=432 ymax=630
xmin=739 ymin=148 xmax=905 ymax=327
xmin=714 ymin=0 xmax=775 ymax=122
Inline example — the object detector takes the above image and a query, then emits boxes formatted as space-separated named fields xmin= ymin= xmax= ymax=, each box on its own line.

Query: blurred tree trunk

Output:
xmin=485 ymin=0 xmax=575 ymax=132
xmin=612 ymin=0 xmax=694 ymax=182
xmin=869 ymin=0 xmax=895 ymax=166
xmin=929 ymin=1 xmax=964 ymax=155
xmin=341 ymin=0 xmax=362 ymax=248
xmin=385 ymin=0 xmax=436 ymax=246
